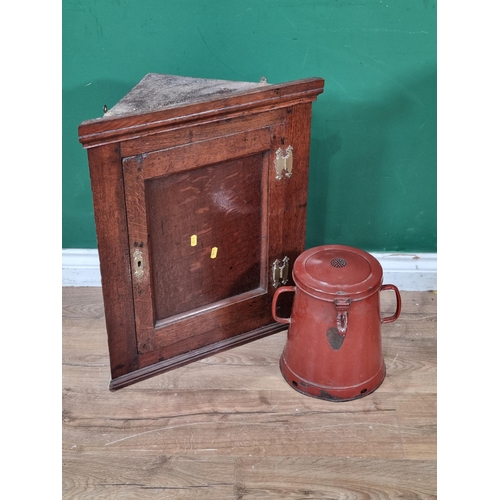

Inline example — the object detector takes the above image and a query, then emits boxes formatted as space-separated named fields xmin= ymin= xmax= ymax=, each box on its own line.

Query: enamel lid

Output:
xmin=292 ymin=245 xmax=383 ymax=301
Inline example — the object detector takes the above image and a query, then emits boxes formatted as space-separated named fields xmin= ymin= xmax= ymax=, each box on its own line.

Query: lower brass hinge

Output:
xmin=272 ymin=256 xmax=290 ymax=288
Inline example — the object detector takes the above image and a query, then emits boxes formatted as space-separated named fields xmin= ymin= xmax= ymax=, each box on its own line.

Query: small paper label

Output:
xmin=211 ymin=247 xmax=218 ymax=259
xmin=190 ymin=235 xmax=197 ymax=247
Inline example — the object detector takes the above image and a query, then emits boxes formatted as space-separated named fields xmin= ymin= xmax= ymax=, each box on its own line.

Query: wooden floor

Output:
xmin=62 ymin=288 xmax=436 ymax=499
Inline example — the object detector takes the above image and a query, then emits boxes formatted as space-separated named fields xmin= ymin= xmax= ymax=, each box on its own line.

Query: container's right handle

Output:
xmin=271 ymin=286 xmax=296 ymax=324
xmin=380 ymin=284 xmax=402 ymax=324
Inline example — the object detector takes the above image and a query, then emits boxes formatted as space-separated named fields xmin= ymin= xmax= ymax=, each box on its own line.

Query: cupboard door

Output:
xmin=122 ymin=128 xmax=277 ymax=355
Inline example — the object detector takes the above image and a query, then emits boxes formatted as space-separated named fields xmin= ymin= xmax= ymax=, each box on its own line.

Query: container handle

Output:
xmin=380 ymin=284 xmax=402 ymax=324
xmin=271 ymin=286 xmax=296 ymax=324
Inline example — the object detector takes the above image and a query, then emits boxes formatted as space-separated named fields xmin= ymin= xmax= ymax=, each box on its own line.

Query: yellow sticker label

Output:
xmin=211 ymin=247 xmax=218 ymax=259
xmin=190 ymin=235 xmax=197 ymax=247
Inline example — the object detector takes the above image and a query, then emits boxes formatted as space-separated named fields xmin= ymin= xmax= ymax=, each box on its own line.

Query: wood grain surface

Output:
xmin=63 ymin=288 xmax=436 ymax=499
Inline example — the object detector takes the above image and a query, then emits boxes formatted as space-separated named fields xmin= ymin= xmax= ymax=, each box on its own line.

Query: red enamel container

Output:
xmin=272 ymin=245 xmax=401 ymax=401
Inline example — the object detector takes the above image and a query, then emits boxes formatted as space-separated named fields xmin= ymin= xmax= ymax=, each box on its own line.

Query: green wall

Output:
xmin=63 ymin=0 xmax=436 ymax=253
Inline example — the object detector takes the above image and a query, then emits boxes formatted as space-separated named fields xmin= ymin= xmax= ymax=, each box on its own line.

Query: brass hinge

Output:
xmin=275 ymin=146 xmax=293 ymax=180
xmin=272 ymin=256 xmax=290 ymax=288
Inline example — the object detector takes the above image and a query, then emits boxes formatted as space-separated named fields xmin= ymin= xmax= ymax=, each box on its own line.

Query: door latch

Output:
xmin=272 ymin=256 xmax=290 ymax=288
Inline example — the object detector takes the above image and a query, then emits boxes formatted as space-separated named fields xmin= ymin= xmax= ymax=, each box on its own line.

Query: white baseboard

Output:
xmin=62 ymin=249 xmax=437 ymax=291
xmin=62 ymin=249 xmax=102 ymax=287
xmin=371 ymin=252 xmax=437 ymax=291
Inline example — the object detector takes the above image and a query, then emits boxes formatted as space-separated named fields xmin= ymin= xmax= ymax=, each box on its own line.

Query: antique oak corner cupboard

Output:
xmin=78 ymin=73 xmax=324 ymax=390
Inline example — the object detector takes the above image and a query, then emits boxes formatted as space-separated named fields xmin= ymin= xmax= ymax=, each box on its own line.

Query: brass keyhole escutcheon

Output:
xmin=133 ymin=249 xmax=144 ymax=278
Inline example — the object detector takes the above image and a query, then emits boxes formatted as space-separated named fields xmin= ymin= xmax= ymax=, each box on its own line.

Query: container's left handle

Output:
xmin=271 ymin=286 xmax=296 ymax=324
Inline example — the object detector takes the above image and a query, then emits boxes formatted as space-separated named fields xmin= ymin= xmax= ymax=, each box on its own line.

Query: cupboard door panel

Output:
xmin=147 ymin=154 xmax=264 ymax=320
xmin=123 ymin=130 xmax=273 ymax=354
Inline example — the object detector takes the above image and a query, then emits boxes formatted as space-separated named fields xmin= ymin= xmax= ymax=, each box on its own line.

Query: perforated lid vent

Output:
xmin=330 ymin=258 xmax=347 ymax=268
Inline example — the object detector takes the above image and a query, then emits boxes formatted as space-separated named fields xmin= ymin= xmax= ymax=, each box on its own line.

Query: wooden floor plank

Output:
xmin=63 ymin=406 xmax=404 ymax=459
xmin=393 ymin=393 xmax=437 ymax=460
xmin=63 ymin=388 xmax=395 ymax=421
xmin=234 ymin=457 xmax=436 ymax=499
xmin=63 ymin=454 xmax=236 ymax=500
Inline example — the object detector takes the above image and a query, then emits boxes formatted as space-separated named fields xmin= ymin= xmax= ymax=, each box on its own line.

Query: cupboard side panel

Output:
xmin=267 ymin=122 xmax=287 ymax=283
xmin=87 ymin=144 xmax=139 ymax=379
xmin=268 ymin=104 xmax=314 ymax=319
xmin=267 ymin=122 xmax=292 ymax=319
xmin=282 ymin=103 xmax=314 ymax=263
